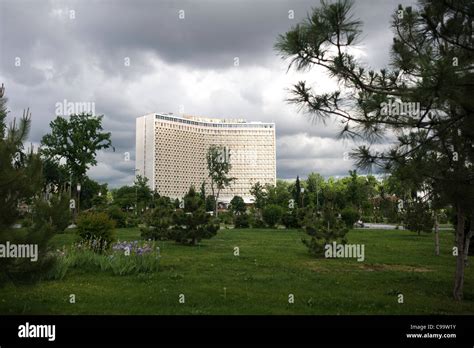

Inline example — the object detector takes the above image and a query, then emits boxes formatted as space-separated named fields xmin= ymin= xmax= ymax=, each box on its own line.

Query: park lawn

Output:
xmin=0 ymin=227 xmax=473 ymax=315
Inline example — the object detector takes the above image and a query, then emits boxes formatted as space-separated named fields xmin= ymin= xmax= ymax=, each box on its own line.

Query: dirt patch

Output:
xmin=303 ymin=261 xmax=432 ymax=273
xmin=358 ymin=263 xmax=432 ymax=272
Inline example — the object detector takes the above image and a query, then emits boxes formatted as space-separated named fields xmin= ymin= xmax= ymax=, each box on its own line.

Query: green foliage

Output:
xmin=218 ymin=211 xmax=233 ymax=225
xmin=403 ymin=199 xmax=434 ymax=234
xmin=229 ymin=196 xmax=246 ymax=215
xmin=112 ymin=185 xmax=136 ymax=210
xmin=169 ymin=186 xmax=219 ymax=245
xmin=107 ymin=205 xmax=127 ymax=228
xmin=0 ymin=85 xmax=56 ymax=284
xmin=205 ymin=195 xmax=215 ymax=212
xmin=341 ymin=207 xmax=359 ymax=228
xmin=262 ymin=204 xmax=284 ymax=228
xmin=140 ymin=197 xmax=174 ymax=240
xmin=79 ymin=176 xmax=108 ymax=210
xmin=46 ymin=242 xmax=160 ymax=279
xmin=76 ymin=212 xmax=116 ymax=252
xmin=234 ymin=214 xmax=250 ymax=228
xmin=282 ymin=208 xmax=301 ymax=229
xmin=302 ymin=208 xmax=349 ymax=258
xmin=250 ymin=182 xmax=267 ymax=211
xmin=40 ymin=113 xmax=112 ymax=184
xmin=32 ymin=193 xmax=72 ymax=233
xmin=206 ymin=145 xmax=235 ymax=216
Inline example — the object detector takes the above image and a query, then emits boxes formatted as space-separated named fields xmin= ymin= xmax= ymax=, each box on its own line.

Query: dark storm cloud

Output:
xmin=0 ymin=0 xmax=417 ymax=186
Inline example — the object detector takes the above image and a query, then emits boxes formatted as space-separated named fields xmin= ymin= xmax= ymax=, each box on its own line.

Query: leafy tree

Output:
xmin=79 ymin=176 xmax=107 ymax=210
xmin=262 ymin=204 xmax=284 ymax=228
xmin=40 ymin=113 xmax=112 ymax=199
xmin=250 ymin=181 xmax=267 ymax=215
xmin=206 ymin=145 xmax=235 ymax=217
xmin=112 ymin=185 xmax=136 ymax=211
xmin=403 ymin=198 xmax=434 ymax=235
xmin=133 ymin=175 xmax=152 ymax=213
xmin=107 ymin=205 xmax=127 ymax=228
xmin=341 ymin=206 xmax=359 ymax=228
xmin=266 ymin=180 xmax=292 ymax=208
xmin=229 ymin=195 xmax=246 ymax=215
xmin=276 ymin=0 xmax=474 ymax=300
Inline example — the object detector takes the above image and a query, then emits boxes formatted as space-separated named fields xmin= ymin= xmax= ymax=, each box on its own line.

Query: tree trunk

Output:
xmin=214 ymin=190 xmax=219 ymax=218
xmin=434 ymin=212 xmax=440 ymax=256
xmin=463 ymin=213 xmax=473 ymax=266
xmin=453 ymin=205 xmax=466 ymax=301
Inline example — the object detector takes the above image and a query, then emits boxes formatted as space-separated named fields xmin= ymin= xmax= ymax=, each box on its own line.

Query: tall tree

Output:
xmin=40 ymin=113 xmax=112 ymax=195
xmin=0 ymin=84 xmax=55 ymax=283
xmin=206 ymin=145 xmax=235 ymax=217
xmin=293 ymin=175 xmax=302 ymax=207
xmin=276 ymin=0 xmax=473 ymax=299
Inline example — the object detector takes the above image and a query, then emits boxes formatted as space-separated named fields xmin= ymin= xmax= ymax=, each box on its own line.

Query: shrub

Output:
xmin=140 ymin=199 xmax=173 ymax=240
xmin=218 ymin=211 xmax=233 ymax=225
xmin=234 ymin=214 xmax=250 ymax=228
xmin=262 ymin=204 xmax=284 ymax=228
xmin=281 ymin=209 xmax=301 ymax=229
xmin=229 ymin=196 xmax=246 ymax=215
xmin=76 ymin=212 xmax=116 ymax=253
xmin=107 ymin=205 xmax=126 ymax=228
xmin=341 ymin=207 xmax=359 ymax=228
xmin=170 ymin=208 xmax=219 ymax=245
xmin=301 ymin=208 xmax=348 ymax=258
xmin=251 ymin=218 xmax=266 ymax=228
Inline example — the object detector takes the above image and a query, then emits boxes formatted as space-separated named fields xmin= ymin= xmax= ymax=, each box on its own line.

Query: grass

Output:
xmin=0 ymin=227 xmax=473 ymax=315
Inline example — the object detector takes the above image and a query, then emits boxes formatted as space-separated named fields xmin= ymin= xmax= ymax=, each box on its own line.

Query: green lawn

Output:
xmin=1 ymin=227 xmax=473 ymax=314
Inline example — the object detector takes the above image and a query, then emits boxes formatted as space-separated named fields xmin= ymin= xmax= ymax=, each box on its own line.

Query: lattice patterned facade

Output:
xmin=135 ymin=113 xmax=276 ymax=202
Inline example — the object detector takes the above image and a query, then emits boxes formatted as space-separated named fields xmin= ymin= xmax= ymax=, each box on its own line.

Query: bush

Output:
xmin=170 ymin=208 xmax=219 ymax=245
xmin=218 ymin=211 xmax=233 ymax=225
xmin=140 ymin=199 xmax=173 ymax=240
xmin=341 ymin=207 xmax=359 ymax=228
xmin=262 ymin=204 xmax=284 ymax=228
xmin=234 ymin=214 xmax=250 ymax=228
xmin=281 ymin=209 xmax=301 ymax=229
xmin=301 ymin=208 xmax=348 ymax=258
xmin=107 ymin=206 xmax=126 ymax=228
xmin=251 ymin=218 xmax=266 ymax=228
xmin=76 ymin=212 xmax=116 ymax=253
xmin=229 ymin=196 xmax=246 ymax=215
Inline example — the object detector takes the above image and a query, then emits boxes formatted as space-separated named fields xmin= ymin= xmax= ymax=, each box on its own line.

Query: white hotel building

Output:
xmin=136 ymin=113 xmax=276 ymax=203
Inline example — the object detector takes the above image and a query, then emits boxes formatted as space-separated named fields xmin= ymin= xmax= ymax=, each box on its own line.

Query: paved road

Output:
xmin=356 ymin=223 xmax=452 ymax=231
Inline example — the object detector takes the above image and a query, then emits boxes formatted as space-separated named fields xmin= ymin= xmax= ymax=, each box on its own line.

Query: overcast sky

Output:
xmin=0 ymin=0 xmax=416 ymax=187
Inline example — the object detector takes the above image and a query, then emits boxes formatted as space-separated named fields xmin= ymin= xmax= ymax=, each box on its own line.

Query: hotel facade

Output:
xmin=135 ymin=113 xmax=276 ymax=203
